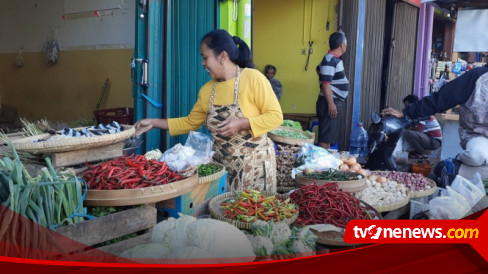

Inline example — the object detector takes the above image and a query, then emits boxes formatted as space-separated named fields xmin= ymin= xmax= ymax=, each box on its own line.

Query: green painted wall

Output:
xmin=253 ymin=0 xmax=339 ymax=115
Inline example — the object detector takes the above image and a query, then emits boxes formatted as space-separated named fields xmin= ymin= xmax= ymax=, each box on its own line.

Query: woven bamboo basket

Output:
xmin=208 ymin=191 xmax=298 ymax=230
xmin=371 ymin=194 xmax=411 ymax=213
xmin=410 ymin=180 xmax=437 ymax=199
xmin=84 ymin=172 xmax=198 ymax=206
xmin=198 ymin=162 xmax=226 ymax=184
xmin=11 ymin=125 xmax=135 ymax=153
xmin=268 ymin=126 xmax=314 ymax=146
xmin=370 ymin=171 xmax=437 ymax=199
xmin=310 ymin=201 xmax=381 ymax=246
xmin=295 ymin=173 xmax=367 ymax=193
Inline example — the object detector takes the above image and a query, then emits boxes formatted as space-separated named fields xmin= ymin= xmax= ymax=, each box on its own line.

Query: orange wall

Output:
xmin=0 ymin=49 xmax=133 ymax=122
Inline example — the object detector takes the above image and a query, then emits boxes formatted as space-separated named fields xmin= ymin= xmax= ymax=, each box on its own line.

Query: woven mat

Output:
xmin=12 ymin=125 xmax=135 ymax=153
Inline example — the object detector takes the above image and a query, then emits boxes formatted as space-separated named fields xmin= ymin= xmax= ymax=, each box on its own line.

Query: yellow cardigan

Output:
xmin=168 ymin=68 xmax=283 ymax=137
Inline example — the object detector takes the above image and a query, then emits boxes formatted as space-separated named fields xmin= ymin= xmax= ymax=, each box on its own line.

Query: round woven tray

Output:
xmin=84 ymin=172 xmax=198 ymax=206
xmin=11 ymin=125 xmax=135 ymax=153
xmin=295 ymin=173 xmax=367 ymax=193
xmin=208 ymin=191 xmax=299 ymax=230
xmin=268 ymin=126 xmax=314 ymax=146
xmin=370 ymin=171 xmax=437 ymax=199
xmin=410 ymin=180 xmax=437 ymax=198
xmin=198 ymin=162 xmax=226 ymax=184
xmin=370 ymin=194 xmax=411 ymax=213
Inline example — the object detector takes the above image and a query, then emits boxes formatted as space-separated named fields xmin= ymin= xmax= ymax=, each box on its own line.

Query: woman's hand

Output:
xmin=134 ymin=119 xmax=154 ymax=135
xmin=216 ymin=118 xmax=250 ymax=137
xmin=381 ymin=108 xmax=404 ymax=118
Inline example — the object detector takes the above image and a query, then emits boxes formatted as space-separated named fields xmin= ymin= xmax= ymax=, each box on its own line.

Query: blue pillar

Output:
xmin=352 ymin=0 xmax=366 ymax=126
xmin=133 ymin=1 xmax=147 ymax=154
xmin=145 ymin=0 xmax=164 ymax=151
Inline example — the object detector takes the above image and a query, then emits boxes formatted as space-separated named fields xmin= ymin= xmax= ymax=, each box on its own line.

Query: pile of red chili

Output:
xmin=290 ymin=183 xmax=366 ymax=229
xmin=83 ymin=155 xmax=183 ymax=190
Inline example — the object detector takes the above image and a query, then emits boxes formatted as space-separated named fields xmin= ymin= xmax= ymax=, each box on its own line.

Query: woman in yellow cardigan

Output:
xmin=134 ymin=29 xmax=283 ymax=192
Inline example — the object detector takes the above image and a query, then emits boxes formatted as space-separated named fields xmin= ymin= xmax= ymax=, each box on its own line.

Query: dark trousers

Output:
xmin=403 ymin=130 xmax=441 ymax=155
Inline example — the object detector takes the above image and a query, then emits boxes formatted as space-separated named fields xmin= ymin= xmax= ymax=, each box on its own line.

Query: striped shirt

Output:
xmin=417 ymin=116 xmax=442 ymax=140
xmin=317 ymin=52 xmax=349 ymax=100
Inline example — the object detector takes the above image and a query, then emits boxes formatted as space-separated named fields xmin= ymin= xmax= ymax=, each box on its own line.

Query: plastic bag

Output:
xmin=15 ymin=48 xmax=24 ymax=68
xmin=429 ymin=196 xmax=468 ymax=220
xmin=292 ymin=143 xmax=342 ymax=178
xmin=159 ymin=143 xmax=196 ymax=172
xmin=450 ymin=175 xmax=485 ymax=208
xmin=183 ymin=131 xmax=215 ymax=167
xmin=468 ymin=172 xmax=485 ymax=194
xmin=184 ymin=131 xmax=214 ymax=165
xmin=43 ymin=29 xmax=60 ymax=65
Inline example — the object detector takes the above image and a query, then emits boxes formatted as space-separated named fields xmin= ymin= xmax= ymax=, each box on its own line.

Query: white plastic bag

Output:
xmin=450 ymin=175 xmax=485 ymax=208
xmin=159 ymin=143 xmax=196 ymax=172
xmin=429 ymin=196 xmax=469 ymax=220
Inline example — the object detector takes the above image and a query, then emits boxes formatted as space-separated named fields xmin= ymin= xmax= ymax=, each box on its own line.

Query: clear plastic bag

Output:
xmin=184 ymin=131 xmax=215 ymax=167
xmin=450 ymin=174 xmax=485 ymax=208
xmin=43 ymin=29 xmax=60 ymax=65
xmin=292 ymin=143 xmax=342 ymax=178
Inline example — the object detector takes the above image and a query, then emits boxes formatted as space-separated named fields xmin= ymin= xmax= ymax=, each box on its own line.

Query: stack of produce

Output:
xmin=371 ymin=171 xmax=434 ymax=192
xmin=83 ymin=155 xmax=183 ymax=190
xmin=290 ymin=183 xmax=367 ymax=228
xmin=246 ymin=221 xmax=317 ymax=256
xmin=337 ymin=155 xmax=368 ymax=177
xmin=0 ymin=146 xmax=85 ymax=229
xmin=281 ymin=120 xmax=303 ymax=130
xmin=222 ymin=189 xmax=297 ymax=223
xmin=276 ymin=144 xmax=301 ymax=188
xmin=354 ymin=176 xmax=409 ymax=208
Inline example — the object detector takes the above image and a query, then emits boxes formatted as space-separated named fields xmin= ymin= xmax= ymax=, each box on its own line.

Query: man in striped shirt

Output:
xmin=402 ymin=95 xmax=442 ymax=158
xmin=316 ymin=31 xmax=349 ymax=149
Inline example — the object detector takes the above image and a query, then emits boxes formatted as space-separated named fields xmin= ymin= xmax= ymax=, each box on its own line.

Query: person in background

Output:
xmin=316 ymin=31 xmax=349 ymax=149
xmin=382 ymin=63 xmax=488 ymax=167
xmin=134 ymin=29 xmax=283 ymax=192
xmin=402 ymin=94 xmax=442 ymax=159
xmin=264 ymin=64 xmax=283 ymax=100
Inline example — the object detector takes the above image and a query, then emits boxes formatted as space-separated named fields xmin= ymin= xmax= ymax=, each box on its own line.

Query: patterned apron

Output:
xmin=205 ymin=67 xmax=277 ymax=192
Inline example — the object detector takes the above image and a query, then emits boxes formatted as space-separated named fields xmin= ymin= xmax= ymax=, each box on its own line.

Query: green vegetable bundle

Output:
xmin=271 ymin=129 xmax=309 ymax=140
xmin=0 ymin=145 xmax=85 ymax=229
xmin=302 ymin=169 xmax=363 ymax=181
xmin=281 ymin=120 xmax=303 ymax=130
xmin=198 ymin=163 xmax=223 ymax=177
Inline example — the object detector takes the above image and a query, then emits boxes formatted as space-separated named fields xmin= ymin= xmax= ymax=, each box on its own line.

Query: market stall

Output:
xmin=0 ymin=118 xmax=486 ymax=263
